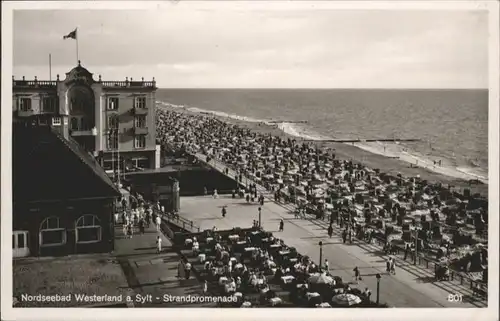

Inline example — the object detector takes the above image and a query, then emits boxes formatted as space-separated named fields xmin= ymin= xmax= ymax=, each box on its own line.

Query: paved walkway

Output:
xmin=114 ymin=223 xmax=215 ymax=307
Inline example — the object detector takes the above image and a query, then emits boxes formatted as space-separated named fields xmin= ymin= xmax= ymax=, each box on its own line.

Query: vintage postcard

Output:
xmin=1 ymin=1 xmax=498 ymax=320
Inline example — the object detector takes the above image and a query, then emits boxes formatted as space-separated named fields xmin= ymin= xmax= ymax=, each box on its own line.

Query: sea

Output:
xmin=156 ymin=89 xmax=488 ymax=183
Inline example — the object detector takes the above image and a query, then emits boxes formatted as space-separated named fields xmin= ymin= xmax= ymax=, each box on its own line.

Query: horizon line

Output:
xmin=155 ymin=87 xmax=488 ymax=90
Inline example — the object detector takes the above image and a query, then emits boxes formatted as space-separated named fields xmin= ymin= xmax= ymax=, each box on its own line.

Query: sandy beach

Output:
xmin=164 ymin=105 xmax=487 ymax=198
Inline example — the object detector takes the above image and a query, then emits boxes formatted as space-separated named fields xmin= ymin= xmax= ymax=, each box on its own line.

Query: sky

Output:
xmin=12 ymin=6 xmax=489 ymax=89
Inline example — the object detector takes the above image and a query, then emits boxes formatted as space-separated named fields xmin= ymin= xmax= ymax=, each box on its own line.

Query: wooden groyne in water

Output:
xmin=267 ymin=120 xmax=308 ymax=124
xmin=305 ymin=138 xmax=421 ymax=143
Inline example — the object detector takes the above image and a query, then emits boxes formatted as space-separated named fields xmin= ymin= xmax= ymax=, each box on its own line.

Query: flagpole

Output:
xmin=49 ymin=54 xmax=52 ymax=81
xmin=76 ymin=28 xmax=79 ymax=63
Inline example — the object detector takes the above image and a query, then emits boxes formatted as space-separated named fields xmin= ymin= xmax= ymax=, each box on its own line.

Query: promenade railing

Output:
xmin=153 ymin=208 xmax=201 ymax=233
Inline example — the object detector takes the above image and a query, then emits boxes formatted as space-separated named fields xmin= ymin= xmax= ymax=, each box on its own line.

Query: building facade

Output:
xmin=12 ymin=61 xmax=160 ymax=172
xmin=13 ymin=123 xmax=121 ymax=257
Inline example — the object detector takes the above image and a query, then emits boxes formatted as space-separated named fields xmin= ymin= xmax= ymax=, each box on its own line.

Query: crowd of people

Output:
xmin=115 ymin=193 xmax=163 ymax=239
xmin=181 ymin=227 xmax=382 ymax=307
xmin=156 ymin=108 xmax=488 ymax=285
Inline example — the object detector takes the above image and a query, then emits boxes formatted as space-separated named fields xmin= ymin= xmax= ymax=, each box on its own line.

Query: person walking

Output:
xmin=353 ymin=266 xmax=361 ymax=282
xmin=139 ymin=218 xmax=145 ymax=234
xmin=122 ymin=218 xmax=128 ymax=236
xmin=324 ymin=259 xmax=329 ymax=273
xmin=177 ymin=260 xmax=185 ymax=279
xmin=386 ymin=258 xmax=392 ymax=274
xmin=364 ymin=288 xmax=372 ymax=301
xmin=327 ymin=224 xmax=333 ymax=238
xmin=202 ymin=280 xmax=208 ymax=294
xmin=155 ymin=215 xmax=161 ymax=232
xmin=342 ymin=229 xmax=347 ymax=244
xmin=145 ymin=211 xmax=151 ymax=228
xmin=404 ymin=243 xmax=410 ymax=261
xmin=222 ymin=206 xmax=227 ymax=218
xmin=156 ymin=235 xmax=162 ymax=254
xmin=185 ymin=261 xmax=192 ymax=280
xmin=127 ymin=222 xmax=133 ymax=239
xmin=279 ymin=219 xmax=284 ymax=232
xmin=390 ymin=258 xmax=396 ymax=275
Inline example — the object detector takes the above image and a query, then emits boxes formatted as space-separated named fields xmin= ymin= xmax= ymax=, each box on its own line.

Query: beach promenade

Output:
xmin=181 ymin=153 xmax=486 ymax=308
xmin=114 ymin=223 xmax=215 ymax=307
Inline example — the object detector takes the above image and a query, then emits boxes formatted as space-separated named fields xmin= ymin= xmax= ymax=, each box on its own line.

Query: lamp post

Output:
xmin=348 ymin=209 xmax=353 ymax=243
xmin=376 ymin=273 xmax=381 ymax=305
xmin=414 ymin=228 xmax=420 ymax=265
xmin=318 ymin=241 xmax=323 ymax=271
xmin=258 ymin=207 xmax=262 ymax=229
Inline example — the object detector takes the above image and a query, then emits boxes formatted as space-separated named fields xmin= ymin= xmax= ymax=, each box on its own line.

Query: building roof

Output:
xmin=13 ymin=124 xmax=120 ymax=203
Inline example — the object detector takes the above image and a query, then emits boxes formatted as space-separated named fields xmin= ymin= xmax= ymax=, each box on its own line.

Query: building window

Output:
xmin=52 ymin=117 xmax=62 ymax=126
xmin=80 ymin=118 xmax=91 ymax=131
xmin=106 ymin=115 xmax=119 ymax=150
xmin=42 ymin=97 xmax=57 ymax=113
xmin=75 ymin=215 xmax=102 ymax=243
xmin=39 ymin=217 xmax=66 ymax=247
xmin=135 ymin=115 xmax=146 ymax=128
xmin=132 ymin=157 xmax=149 ymax=169
xmin=108 ymin=97 xmax=119 ymax=110
xmin=71 ymin=117 xmax=79 ymax=130
xmin=17 ymin=233 xmax=26 ymax=248
xmin=39 ymin=117 xmax=48 ymax=126
xmin=19 ymin=98 xmax=32 ymax=112
xmin=107 ymin=134 xmax=118 ymax=150
xmin=134 ymin=96 xmax=146 ymax=109
xmin=107 ymin=115 xmax=119 ymax=129
xmin=134 ymin=135 xmax=146 ymax=149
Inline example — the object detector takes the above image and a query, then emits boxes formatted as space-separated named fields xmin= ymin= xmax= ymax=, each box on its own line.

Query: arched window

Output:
xmin=75 ymin=215 xmax=102 ymax=244
xmin=71 ymin=117 xmax=79 ymax=130
xmin=39 ymin=216 xmax=66 ymax=247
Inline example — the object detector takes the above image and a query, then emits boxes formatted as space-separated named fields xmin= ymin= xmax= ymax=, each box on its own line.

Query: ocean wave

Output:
xmin=156 ymin=100 xmax=488 ymax=184
xmin=276 ymin=122 xmax=330 ymax=141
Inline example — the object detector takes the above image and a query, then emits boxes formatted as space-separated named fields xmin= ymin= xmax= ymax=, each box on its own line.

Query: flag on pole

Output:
xmin=63 ymin=28 xmax=77 ymax=40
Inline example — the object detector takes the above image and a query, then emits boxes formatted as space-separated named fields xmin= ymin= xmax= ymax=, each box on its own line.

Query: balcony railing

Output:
xmin=70 ymin=127 xmax=98 ymax=136
xmin=13 ymin=80 xmax=58 ymax=88
xmin=133 ymin=107 xmax=148 ymax=115
xmin=133 ymin=126 xmax=148 ymax=135
xmin=101 ymin=81 xmax=156 ymax=88
xmin=17 ymin=109 xmax=34 ymax=117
